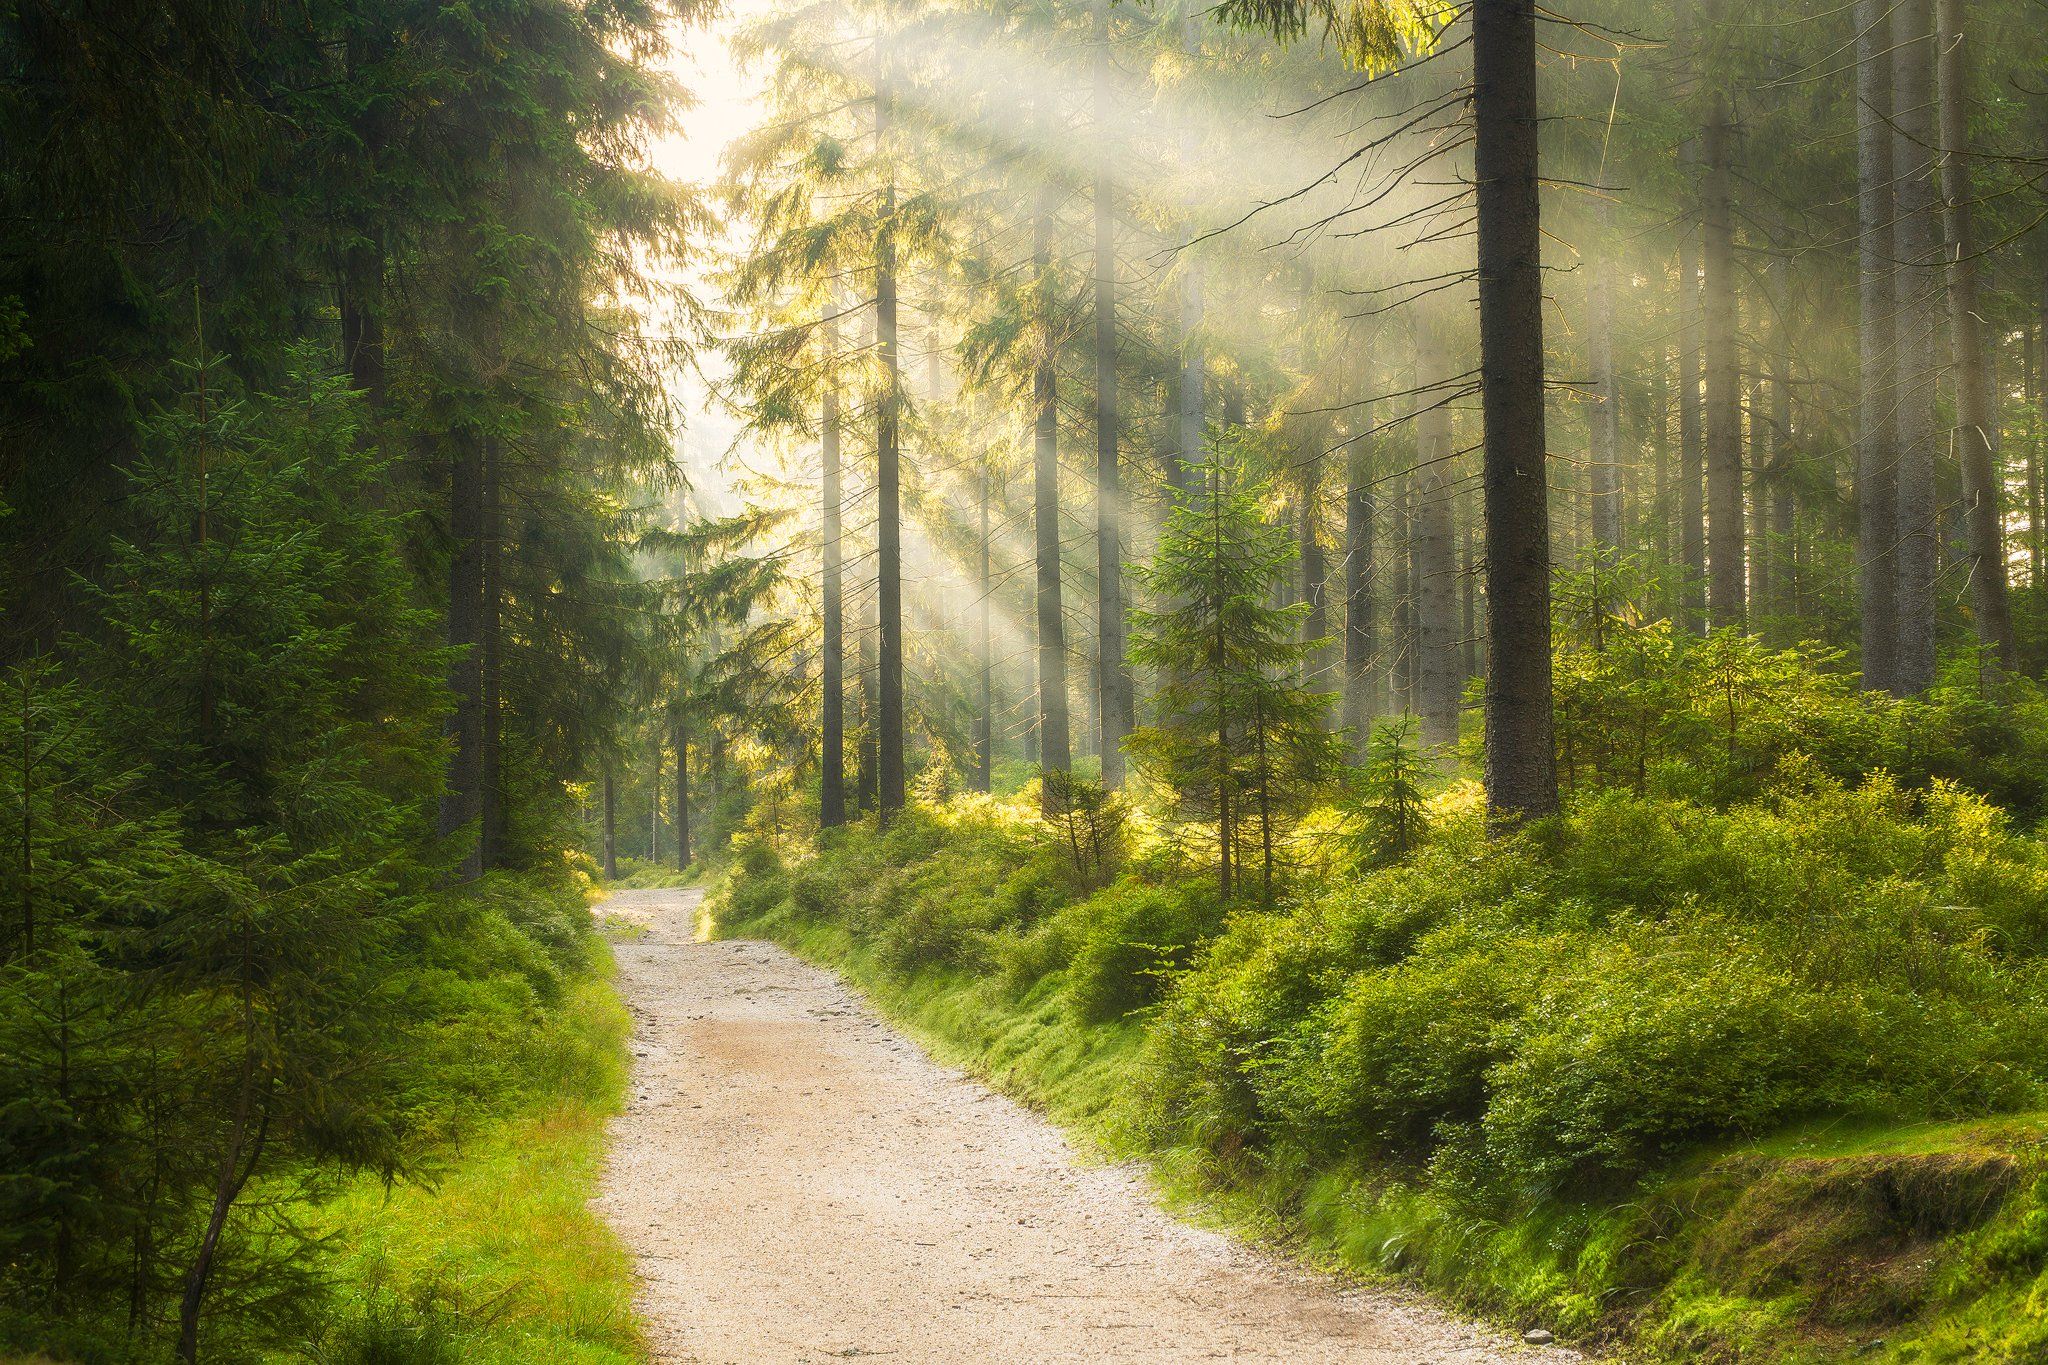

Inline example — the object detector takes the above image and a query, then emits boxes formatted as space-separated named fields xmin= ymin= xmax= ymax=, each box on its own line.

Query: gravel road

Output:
xmin=592 ymin=886 xmax=1566 ymax=1364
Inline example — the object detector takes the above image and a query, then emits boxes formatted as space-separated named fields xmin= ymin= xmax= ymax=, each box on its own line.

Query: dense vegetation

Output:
xmin=0 ymin=0 xmax=742 ymax=1357
xmin=15 ymin=0 xmax=2048 ymax=1357
xmin=715 ymin=632 xmax=2048 ymax=1358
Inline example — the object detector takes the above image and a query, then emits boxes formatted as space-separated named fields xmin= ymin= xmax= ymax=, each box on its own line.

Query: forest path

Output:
xmin=593 ymin=886 xmax=1564 ymax=1365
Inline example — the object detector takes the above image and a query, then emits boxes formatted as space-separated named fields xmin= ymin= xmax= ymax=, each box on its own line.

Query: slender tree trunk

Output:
xmin=440 ymin=425 xmax=484 ymax=878
xmin=1414 ymin=327 xmax=1458 ymax=749
xmin=601 ymin=762 xmax=616 ymax=880
xmin=1176 ymin=11 xmax=1205 ymax=481
xmin=1461 ymin=508 xmax=1480 ymax=683
xmin=820 ymin=367 xmax=846 ymax=826
xmin=1748 ymin=372 xmax=1770 ymax=619
xmin=1702 ymin=101 xmax=1746 ymax=627
xmin=818 ymin=392 xmax=847 ymax=822
xmin=175 ymin=1075 xmax=267 ymax=1363
xmin=1342 ymin=427 xmax=1375 ymax=754
xmin=975 ymin=457 xmax=993 ymax=792
xmin=479 ymin=434 xmax=503 ymax=869
xmin=875 ymin=41 xmax=906 ymax=815
xmin=673 ymin=716 xmax=690 ymax=870
xmin=1768 ymin=248 xmax=1796 ymax=626
xmin=1892 ymin=0 xmax=1942 ymax=694
xmin=1653 ymin=345 xmax=1671 ymax=568
xmin=650 ymin=742 xmax=662 ymax=863
xmin=1093 ymin=1 xmax=1131 ymax=785
xmin=1034 ymin=200 xmax=1071 ymax=804
xmin=1936 ymin=0 xmax=2016 ymax=669
xmin=1588 ymin=223 xmax=1621 ymax=553
xmin=1301 ymin=451 xmax=1330 ymax=712
xmin=1392 ymin=462 xmax=1414 ymax=710
xmin=2033 ymin=318 xmax=2045 ymax=590
xmin=1857 ymin=0 xmax=1900 ymax=690
xmin=1678 ymin=231 xmax=1708 ymax=631
xmin=1474 ymin=0 xmax=1558 ymax=822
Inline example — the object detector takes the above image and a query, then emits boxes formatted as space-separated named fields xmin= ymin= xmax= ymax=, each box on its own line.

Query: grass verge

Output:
xmin=285 ymin=943 xmax=640 ymax=1365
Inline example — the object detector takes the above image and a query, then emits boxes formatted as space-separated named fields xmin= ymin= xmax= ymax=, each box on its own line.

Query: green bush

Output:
xmin=1067 ymin=882 xmax=1225 ymax=1022
xmin=1150 ymin=772 xmax=2048 ymax=1196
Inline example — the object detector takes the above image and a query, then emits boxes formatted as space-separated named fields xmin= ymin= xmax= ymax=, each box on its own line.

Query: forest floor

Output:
xmin=592 ymin=886 xmax=1566 ymax=1364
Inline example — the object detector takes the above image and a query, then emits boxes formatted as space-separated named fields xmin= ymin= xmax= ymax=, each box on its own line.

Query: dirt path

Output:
xmin=594 ymin=886 xmax=1566 ymax=1364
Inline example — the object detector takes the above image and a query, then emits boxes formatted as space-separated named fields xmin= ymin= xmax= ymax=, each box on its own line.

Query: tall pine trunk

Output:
xmin=1392 ymin=462 xmax=1413 ymax=710
xmin=1701 ymin=101 xmax=1746 ymax=627
xmin=601 ymin=762 xmax=617 ymax=880
xmin=440 ymin=422 xmax=484 ymax=879
xmin=1678 ymin=231 xmax=1707 ymax=631
xmin=1301 ymin=451 xmax=1330 ymax=711
xmin=1093 ymin=0 xmax=1131 ymax=784
xmin=1768 ymin=248 xmax=1796 ymax=625
xmin=2034 ymin=317 xmax=2046 ymax=590
xmin=873 ymin=53 xmax=906 ymax=815
xmin=1857 ymin=0 xmax=1899 ymax=690
xmin=672 ymin=715 xmax=690 ymax=870
xmin=649 ymin=742 xmax=662 ymax=865
xmin=1414 ymin=327 xmax=1458 ymax=749
xmin=820 ymin=364 xmax=847 ymax=825
xmin=1588 ymin=219 xmax=1621 ymax=553
xmin=1936 ymin=0 xmax=2015 ymax=669
xmin=1034 ymin=196 xmax=1071 ymax=801
xmin=479 ymin=434 xmax=503 ymax=870
xmin=1342 ymin=429 xmax=1375 ymax=754
xmin=1891 ymin=0 xmax=1941 ymax=695
xmin=974 ymin=456 xmax=993 ymax=792
xmin=1474 ymin=0 xmax=1558 ymax=822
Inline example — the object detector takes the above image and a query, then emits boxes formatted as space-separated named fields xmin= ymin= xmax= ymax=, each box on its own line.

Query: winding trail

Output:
xmin=593 ymin=886 xmax=1565 ymax=1364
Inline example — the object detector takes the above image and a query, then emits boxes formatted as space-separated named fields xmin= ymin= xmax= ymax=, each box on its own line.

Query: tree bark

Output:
xmin=673 ymin=715 xmax=690 ymax=870
xmin=875 ymin=38 xmax=906 ymax=814
xmin=478 ymin=434 xmax=503 ymax=869
xmin=1678 ymin=230 xmax=1707 ymax=632
xmin=1767 ymin=248 xmax=1796 ymax=625
xmin=2023 ymin=323 xmax=2039 ymax=593
xmin=1300 ymin=451 xmax=1330 ymax=709
xmin=649 ymin=742 xmax=662 ymax=863
xmin=1093 ymin=0 xmax=1131 ymax=785
xmin=974 ymin=456 xmax=993 ymax=792
xmin=1891 ymin=0 xmax=1941 ymax=694
xmin=1342 ymin=424 xmax=1375 ymax=755
xmin=1588 ymin=224 xmax=1621 ymax=554
xmin=1392 ymin=461 xmax=1413 ymax=710
xmin=1701 ymin=101 xmax=1746 ymax=627
xmin=601 ymin=761 xmax=616 ymax=880
xmin=1936 ymin=0 xmax=2016 ymax=669
xmin=1414 ymin=327 xmax=1459 ymax=749
xmin=440 ymin=424 xmax=484 ymax=879
xmin=1857 ymin=0 xmax=1899 ymax=690
xmin=1474 ymin=0 xmax=1558 ymax=822
xmin=1033 ymin=197 xmax=1071 ymax=804
xmin=820 ymin=362 xmax=847 ymax=826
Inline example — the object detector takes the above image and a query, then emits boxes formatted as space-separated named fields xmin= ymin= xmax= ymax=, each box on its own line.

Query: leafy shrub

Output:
xmin=1274 ymin=941 xmax=1539 ymax=1157
xmin=1067 ymin=881 xmax=1225 ymax=1022
xmin=1151 ymin=772 xmax=2048 ymax=1195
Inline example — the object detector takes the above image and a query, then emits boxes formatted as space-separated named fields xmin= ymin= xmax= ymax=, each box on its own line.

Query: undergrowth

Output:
xmin=712 ymin=767 xmax=2048 ymax=1363
xmin=288 ymin=945 xmax=639 ymax=1365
